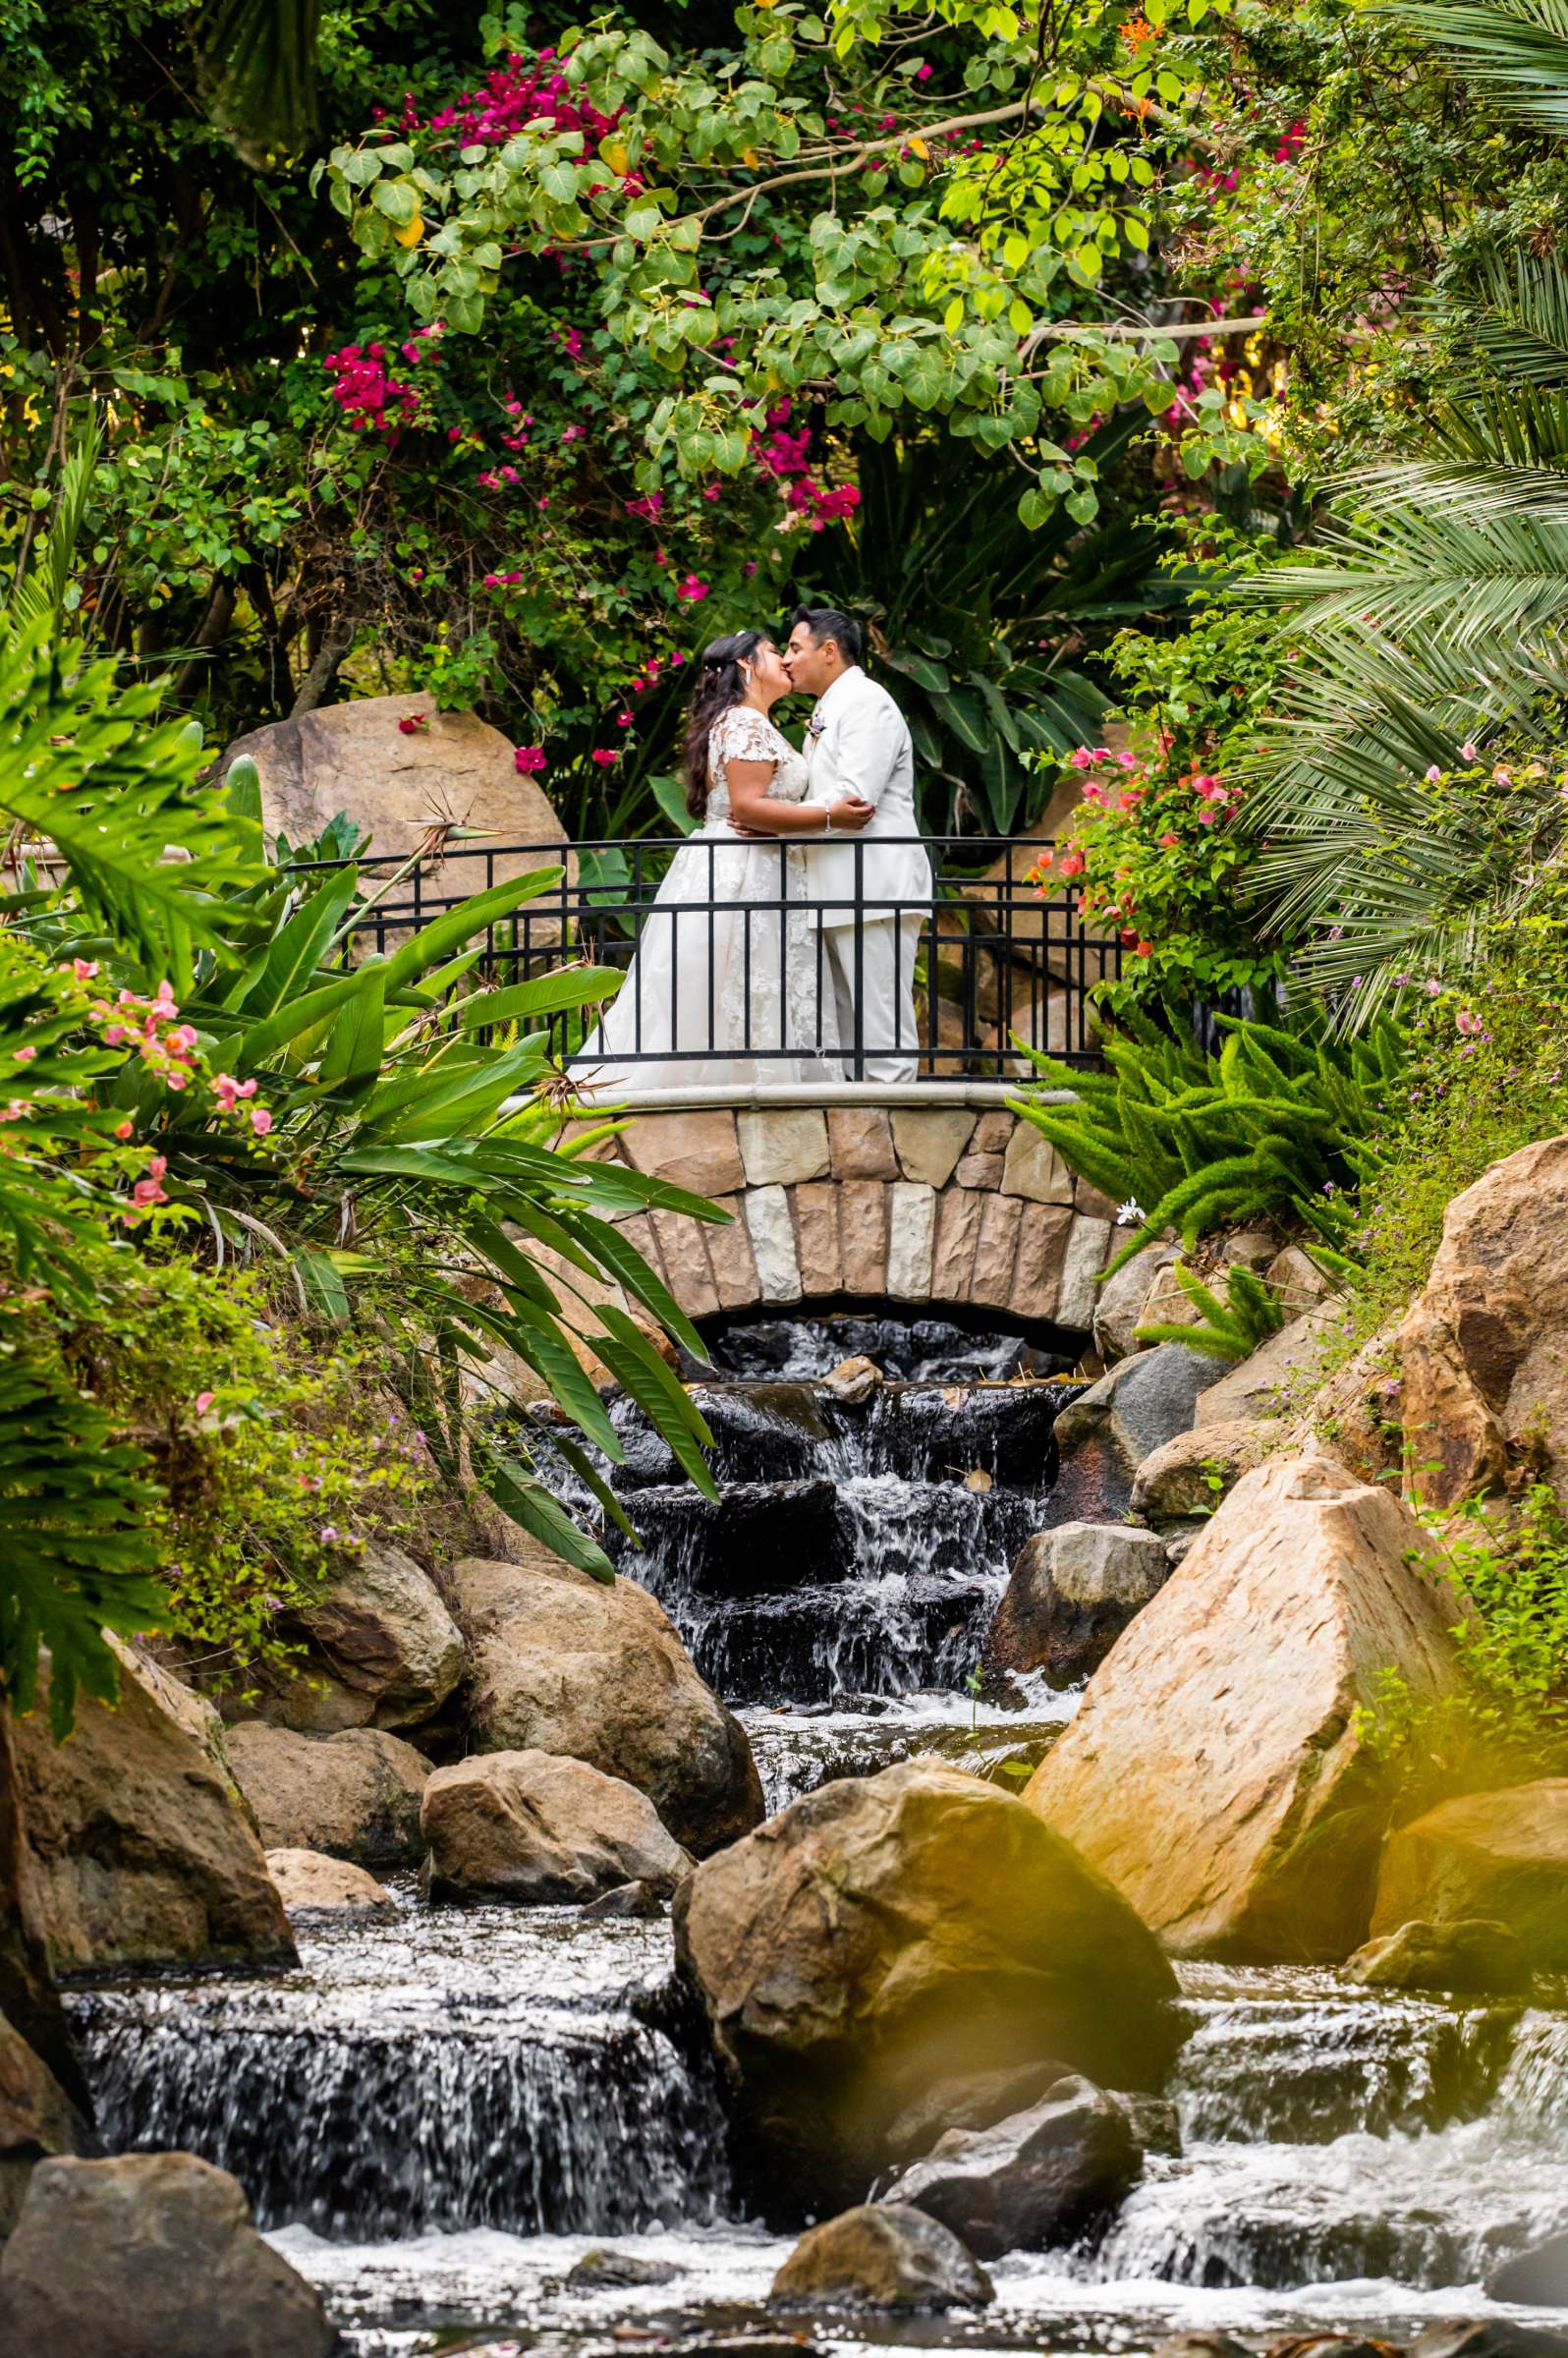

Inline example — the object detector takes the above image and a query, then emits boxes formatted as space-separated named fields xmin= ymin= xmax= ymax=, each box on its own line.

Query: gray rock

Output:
xmin=879 ymin=2074 xmax=1140 ymax=2259
xmin=0 ymin=2153 xmax=332 ymax=2356
xmin=984 ymin=1523 xmax=1172 ymax=1691
xmin=258 ymin=1543 xmax=464 ymax=1734
xmin=770 ymin=2203 xmax=993 ymax=2311
xmin=1346 ymin=1916 xmax=1533 ymax=1995
xmin=1486 ymin=2232 xmax=1568 ymax=2307
xmin=565 ymin=2246 xmax=683 ymax=2289
xmin=1048 ymin=1345 xmax=1216 ymax=1524
xmin=1113 ymin=2092 xmax=1181 ymax=2158
xmin=1092 ymin=1244 xmax=1181 ymax=1367
xmin=581 ymin=1879 xmax=667 ymax=1921
xmin=422 ymin=1749 xmax=691 ymax=1904
xmin=881 ymin=2059 xmax=1073 ymax=2165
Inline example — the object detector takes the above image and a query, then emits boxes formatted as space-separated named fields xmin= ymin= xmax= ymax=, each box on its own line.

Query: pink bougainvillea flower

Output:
xmin=1455 ymin=1008 xmax=1485 ymax=1036
xmin=616 ymin=711 xmax=632 ymax=727
xmin=131 ymin=1155 xmax=169 ymax=1209
xmin=1116 ymin=752 xmax=1140 ymax=770
xmin=676 ymin=574 xmax=709 ymax=602
xmin=1158 ymin=831 xmax=1180 ymax=848
xmin=72 ymin=958 xmax=99 ymax=982
xmin=14 ymin=1045 xmax=35 ymax=1065
xmin=250 ymin=1106 xmax=273 ymax=1137
xmin=114 ymin=1118 xmax=134 ymax=1141
xmin=514 ymin=746 xmax=547 ymax=774
xmin=1461 ymin=741 xmax=1479 ymax=760
xmin=1135 ymin=939 xmax=1153 ymax=957
xmin=915 ymin=61 xmax=932 ymax=79
xmin=1424 ymin=764 xmax=1442 ymax=783
xmin=398 ymin=712 xmax=426 ymax=736
xmin=195 ymin=1392 xmax=215 ymax=1417
xmin=591 ymin=748 xmax=620 ymax=766
xmin=1068 ymin=747 xmax=1095 ymax=770
xmin=1493 ymin=765 xmax=1513 ymax=785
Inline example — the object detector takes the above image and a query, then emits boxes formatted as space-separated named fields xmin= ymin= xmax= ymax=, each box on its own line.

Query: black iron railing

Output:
xmin=317 ymin=834 xmax=1121 ymax=1079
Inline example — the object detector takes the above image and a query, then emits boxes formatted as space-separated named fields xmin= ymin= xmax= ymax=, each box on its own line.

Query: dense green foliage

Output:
xmin=1134 ymin=1257 xmax=1286 ymax=1359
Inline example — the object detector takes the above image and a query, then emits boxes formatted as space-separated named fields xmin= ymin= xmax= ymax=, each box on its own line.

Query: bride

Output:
xmin=571 ymin=629 xmax=875 ymax=1092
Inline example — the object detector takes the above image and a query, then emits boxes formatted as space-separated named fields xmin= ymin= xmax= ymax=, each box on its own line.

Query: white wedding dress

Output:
xmin=571 ymin=706 xmax=844 ymax=1093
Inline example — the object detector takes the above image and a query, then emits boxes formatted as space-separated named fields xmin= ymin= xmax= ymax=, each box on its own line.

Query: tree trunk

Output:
xmin=290 ymin=618 xmax=354 ymax=716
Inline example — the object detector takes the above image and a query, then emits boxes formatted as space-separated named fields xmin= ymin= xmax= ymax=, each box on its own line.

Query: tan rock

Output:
xmin=1291 ymin=1315 xmax=1404 ymax=1488
xmin=970 ymin=1193 xmax=1024 ymax=1312
xmin=226 ymin=696 xmax=566 ymax=893
xmin=13 ymin=1656 xmax=295 ymax=1979
xmin=1265 ymin=1245 xmax=1336 ymax=1314
xmin=256 ymin=1544 xmax=464 ymax=1735
xmin=1002 ymin=1122 xmax=1075 ymax=1206
xmin=614 ymin=1210 xmax=663 ymax=1280
xmin=822 ymin=1356 xmax=883 ymax=1404
xmin=840 ymin=1180 xmax=889 ymax=1295
xmin=1371 ymin=1781 xmax=1568 ymax=1967
xmin=792 ymin=1181 xmax=843 ymax=1297
xmin=648 ymin=1207 xmax=721 ymax=1319
xmin=738 ymin=1108 xmax=830 ymax=1188
xmin=770 ymin=2204 xmax=993 ymax=2311
xmin=623 ymin=1110 xmax=745 ymax=1198
xmin=265 ymin=1849 xmax=392 ymax=1913
xmin=745 ymin=1184 xmax=803 ymax=1303
xmin=1195 ymin=1304 xmax=1346 ymax=1428
xmin=704 ymin=1196 xmax=760 ymax=1311
xmin=886 ymin=1181 xmax=936 ymax=1299
xmin=674 ymin=1758 xmax=1178 ymax=2207
xmin=226 ymin=1723 xmax=430 ymax=1865
xmin=1076 ymin=1179 xmax=1119 ymax=1222
xmin=0 ymin=2010 xmax=81 ymax=2241
xmin=1396 ymin=1134 xmax=1568 ymax=1506
xmin=1346 ymin=1916 xmax=1533 ymax=1994
xmin=1093 ymin=1243 xmax=1181 ymax=1366
xmin=931 ymin=1186 xmax=984 ymax=1302
xmin=422 ymin=1749 xmax=689 ymax=1903
xmin=827 ymin=1106 xmax=899 ymax=1181
xmin=891 ymin=1108 xmax=978 ymax=1187
xmin=955 ymin=1151 xmax=1005 ymax=1189
xmin=1129 ymin=1419 xmax=1281 ymax=1526
xmin=453 ymin=1544 xmax=763 ymax=1853
xmin=1056 ymin=1215 xmax=1113 ymax=1334
xmin=1025 ymin=1455 xmax=1462 ymax=1960
xmin=1012 ymin=1203 xmax=1074 ymax=1322
xmin=973 ymin=1111 xmax=1015 ymax=1154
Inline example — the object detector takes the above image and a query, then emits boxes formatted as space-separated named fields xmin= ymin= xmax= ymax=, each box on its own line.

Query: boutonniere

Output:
xmin=808 ymin=709 xmax=827 ymax=737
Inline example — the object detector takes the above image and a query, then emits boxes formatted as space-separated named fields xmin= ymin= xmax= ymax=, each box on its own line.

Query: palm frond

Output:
xmin=5 ymin=417 xmax=101 ymax=640
xmin=196 ymin=0 xmax=322 ymax=164
xmin=1396 ymin=0 xmax=1568 ymax=136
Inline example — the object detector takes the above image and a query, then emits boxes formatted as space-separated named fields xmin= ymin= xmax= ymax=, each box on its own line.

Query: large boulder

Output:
xmin=0 ymin=2009 xmax=81 ymax=2241
xmin=1045 ymin=1345 xmax=1214 ymax=1524
xmin=1092 ymin=1243 xmax=1182 ymax=1367
xmin=1370 ymin=1782 xmax=1568 ymax=1968
xmin=983 ymin=1523 xmax=1171 ymax=1693
xmin=226 ymin=1722 xmax=429 ymax=1866
xmin=266 ymin=1849 xmax=393 ymax=1916
xmin=1128 ymin=1419 xmax=1280 ymax=1527
xmin=0 ymin=2153 xmax=333 ymax=2357
xmin=770 ymin=2204 xmax=993 ymax=2311
xmin=1345 ymin=1917 xmax=1533 ymax=1995
xmin=224 ymin=694 xmax=567 ymax=887
xmin=1024 ymin=1455 xmax=1461 ymax=1961
xmin=421 ymin=1749 xmax=691 ymax=1903
xmin=880 ymin=2074 xmax=1140 ymax=2259
xmin=1396 ymin=1134 xmax=1568 ymax=1506
xmin=256 ymin=1544 xmax=464 ymax=1735
xmin=1489 ymin=2232 xmax=1568 ymax=2307
xmin=673 ymin=1758 xmax=1178 ymax=2213
xmin=12 ymin=1656 xmax=295 ymax=1978
xmin=454 ymin=1544 xmax=763 ymax=1855
xmin=1195 ymin=1305 xmax=1343 ymax=1428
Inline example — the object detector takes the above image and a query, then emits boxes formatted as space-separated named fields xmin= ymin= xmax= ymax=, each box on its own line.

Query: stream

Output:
xmin=67 ymin=1311 xmax=1568 ymax=2357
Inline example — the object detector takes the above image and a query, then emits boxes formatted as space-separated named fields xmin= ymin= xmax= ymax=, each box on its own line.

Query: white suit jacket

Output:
xmin=800 ymin=667 xmax=933 ymax=929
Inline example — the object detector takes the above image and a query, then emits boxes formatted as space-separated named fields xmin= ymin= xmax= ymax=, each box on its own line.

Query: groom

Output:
xmin=783 ymin=606 xmax=933 ymax=1083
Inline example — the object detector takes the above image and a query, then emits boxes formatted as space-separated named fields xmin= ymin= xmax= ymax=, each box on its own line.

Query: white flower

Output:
xmin=1116 ymin=1198 xmax=1146 ymax=1226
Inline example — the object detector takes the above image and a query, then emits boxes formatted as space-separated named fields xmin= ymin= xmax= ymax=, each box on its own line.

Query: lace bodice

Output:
xmin=704 ymin=706 xmax=810 ymax=822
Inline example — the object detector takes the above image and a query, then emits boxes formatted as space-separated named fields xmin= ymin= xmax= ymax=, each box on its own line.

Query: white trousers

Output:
xmin=821 ymin=914 xmax=924 ymax=1083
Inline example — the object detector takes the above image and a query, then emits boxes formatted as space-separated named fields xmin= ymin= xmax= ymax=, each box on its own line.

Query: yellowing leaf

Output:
xmin=602 ymin=140 xmax=630 ymax=174
xmin=909 ymin=135 xmax=929 ymax=160
xmin=394 ymin=212 xmax=425 ymax=249
xmin=742 ymin=146 xmax=761 ymax=167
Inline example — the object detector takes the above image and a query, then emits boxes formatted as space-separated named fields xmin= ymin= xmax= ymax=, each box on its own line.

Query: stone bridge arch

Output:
xmin=583 ymin=1086 xmax=1116 ymax=1342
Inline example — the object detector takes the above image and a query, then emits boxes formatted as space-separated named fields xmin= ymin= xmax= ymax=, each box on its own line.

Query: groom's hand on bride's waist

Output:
xmin=825 ymin=796 xmax=876 ymax=832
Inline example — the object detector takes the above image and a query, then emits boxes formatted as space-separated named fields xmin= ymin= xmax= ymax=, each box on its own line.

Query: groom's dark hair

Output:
xmin=792 ymin=604 xmax=863 ymax=665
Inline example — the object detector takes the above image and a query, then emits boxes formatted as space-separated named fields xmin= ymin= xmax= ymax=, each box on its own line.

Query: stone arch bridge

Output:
xmin=571 ymin=1084 xmax=1115 ymax=1350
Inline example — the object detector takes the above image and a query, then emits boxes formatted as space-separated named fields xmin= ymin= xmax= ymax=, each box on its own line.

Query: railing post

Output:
xmin=852 ymin=838 xmax=865 ymax=1082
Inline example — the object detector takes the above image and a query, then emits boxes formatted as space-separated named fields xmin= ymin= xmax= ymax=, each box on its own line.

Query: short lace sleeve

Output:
xmin=710 ymin=706 xmax=780 ymax=772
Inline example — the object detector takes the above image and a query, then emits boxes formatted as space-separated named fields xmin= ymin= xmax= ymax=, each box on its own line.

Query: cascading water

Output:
xmin=63 ymin=1307 xmax=1568 ymax=2356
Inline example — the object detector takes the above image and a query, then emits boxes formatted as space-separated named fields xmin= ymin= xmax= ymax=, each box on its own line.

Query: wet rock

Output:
xmin=1092 ymin=1243 xmax=1181 ymax=1367
xmin=422 ymin=1749 xmax=691 ymax=1904
xmin=1150 ymin=2334 xmax=1254 ymax=2358
xmin=565 ymin=2246 xmax=683 ymax=2289
xmin=1196 ymin=1305 xmax=1343 ymax=1428
xmin=227 ymin=1723 xmax=429 ymax=1866
xmin=1265 ymin=2339 xmax=1396 ymax=2358
xmin=1346 ymin=1915 xmax=1533 ymax=1995
xmin=265 ymin=1848 xmax=393 ymax=1915
xmin=0 ymin=2152 xmax=333 ymax=2356
xmin=254 ymin=1543 xmax=465 ymax=1735
xmin=1047 ymin=1345 xmax=1215 ymax=1520
xmin=1370 ymin=1781 xmax=1568 ymax=1968
xmin=455 ymin=1542 xmax=764 ymax=1855
xmin=1130 ymin=1418 xmax=1281 ymax=1526
xmin=983 ymin=1522 xmax=1171 ymax=1692
xmin=1488 ymin=2230 xmax=1568 ymax=2307
xmin=582 ymin=1879 xmax=667 ymax=1921
xmin=674 ymin=1757 xmax=1178 ymax=2213
xmin=880 ymin=2074 xmax=1139 ymax=2258
xmin=1395 ymin=1133 xmax=1568 ymax=1506
xmin=880 ymin=2058 xmax=1073 ymax=2165
xmin=13 ymin=1652 xmax=295 ymax=1979
xmin=0 ymin=2008 xmax=81 ymax=2241
xmin=1026 ymin=1455 xmax=1461 ymax=1960
xmin=1114 ymin=2092 xmax=1181 ymax=2157
xmin=1410 ymin=2323 xmax=1568 ymax=2358
xmin=625 ymin=1482 xmax=850 ymax=1598
xmin=822 ymin=1356 xmax=882 ymax=1403
xmin=770 ymin=2202 xmax=993 ymax=2310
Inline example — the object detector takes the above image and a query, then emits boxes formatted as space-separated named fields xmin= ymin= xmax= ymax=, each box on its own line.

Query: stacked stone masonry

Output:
xmin=599 ymin=1105 xmax=1115 ymax=1328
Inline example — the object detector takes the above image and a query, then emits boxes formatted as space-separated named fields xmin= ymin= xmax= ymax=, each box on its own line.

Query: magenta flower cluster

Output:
xmin=324 ymin=325 xmax=443 ymax=441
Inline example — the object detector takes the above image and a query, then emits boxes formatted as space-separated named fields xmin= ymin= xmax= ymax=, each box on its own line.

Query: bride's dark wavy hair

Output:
xmin=681 ymin=630 xmax=766 ymax=818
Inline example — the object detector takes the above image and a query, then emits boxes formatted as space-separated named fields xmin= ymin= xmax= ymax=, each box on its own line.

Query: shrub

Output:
xmin=1135 ymin=1260 xmax=1287 ymax=1361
